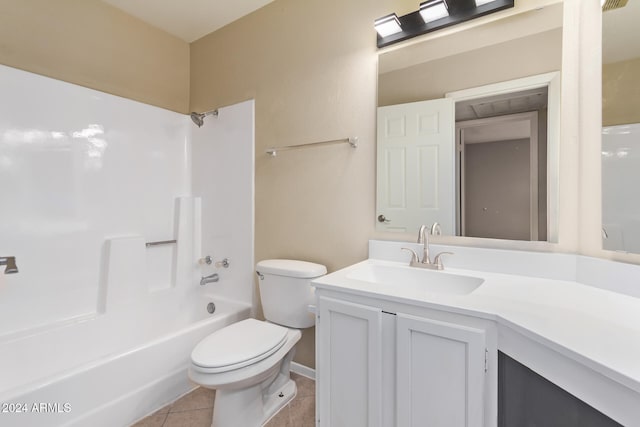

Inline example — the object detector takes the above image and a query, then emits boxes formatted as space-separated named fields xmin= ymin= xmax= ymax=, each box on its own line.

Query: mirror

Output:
xmin=376 ymin=2 xmax=563 ymax=241
xmin=602 ymin=1 xmax=640 ymax=254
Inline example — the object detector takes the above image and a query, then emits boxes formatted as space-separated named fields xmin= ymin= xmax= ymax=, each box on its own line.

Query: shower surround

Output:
xmin=0 ymin=64 xmax=255 ymax=426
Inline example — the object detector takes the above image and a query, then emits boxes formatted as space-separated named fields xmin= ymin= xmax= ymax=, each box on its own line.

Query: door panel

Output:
xmin=377 ymin=98 xmax=455 ymax=233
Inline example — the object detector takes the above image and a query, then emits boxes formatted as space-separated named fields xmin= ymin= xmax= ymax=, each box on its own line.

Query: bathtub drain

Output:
xmin=207 ymin=302 xmax=216 ymax=314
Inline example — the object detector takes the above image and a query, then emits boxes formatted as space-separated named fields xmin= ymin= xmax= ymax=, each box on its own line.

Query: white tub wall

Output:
xmin=0 ymin=64 xmax=192 ymax=336
xmin=0 ymin=63 xmax=255 ymax=351
xmin=191 ymin=99 xmax=256 ymax=310
xmin=602 ymin=123 xmax=640 ymax=253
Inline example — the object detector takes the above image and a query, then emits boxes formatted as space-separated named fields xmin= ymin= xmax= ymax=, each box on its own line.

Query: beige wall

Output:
xmin=378 ymin=28 xmax=563 ymax=106
xmin=191 ymin=0 xmax=380 ymax=368
xmin=0 ymin=0 xmax=190 ymax=113
xmin=603 ymin=56 xmax=640 ymax=126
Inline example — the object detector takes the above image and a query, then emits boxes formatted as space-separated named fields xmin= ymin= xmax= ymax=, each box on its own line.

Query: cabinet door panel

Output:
xmin=397 ymin=314 xmax=486 ymax=427
xmin=318 ymin=297 xmax=382 ymax=427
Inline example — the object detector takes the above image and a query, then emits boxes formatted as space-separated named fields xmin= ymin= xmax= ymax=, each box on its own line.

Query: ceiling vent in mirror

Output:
xmin=602 ymin=0 xmax=628 ymax=12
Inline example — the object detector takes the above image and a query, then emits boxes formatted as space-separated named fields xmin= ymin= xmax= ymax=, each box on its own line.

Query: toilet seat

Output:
xmin=191 ymin=319 xmax=288 ymax=373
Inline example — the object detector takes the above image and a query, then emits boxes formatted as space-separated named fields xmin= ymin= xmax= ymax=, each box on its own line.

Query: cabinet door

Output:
xmin=317 ymin=297 xmax=383 ymax=427
xmin=397 ymin=313 xmax=486 ymax=427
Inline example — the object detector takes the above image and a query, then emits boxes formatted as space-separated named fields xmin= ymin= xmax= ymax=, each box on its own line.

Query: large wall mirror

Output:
xmin=602 ymin=1 xmax=640 ymax=254
xmin=376 ymin=1 xmax=563 ymax=242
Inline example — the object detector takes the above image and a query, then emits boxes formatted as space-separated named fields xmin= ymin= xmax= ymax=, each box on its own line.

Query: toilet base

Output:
xmin=211 ymin=378 xmax=297 ymax=427
xmin=262 ymin=378 xmax=296 ymax=425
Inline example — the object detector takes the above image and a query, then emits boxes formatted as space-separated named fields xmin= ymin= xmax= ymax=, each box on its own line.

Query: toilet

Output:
xmin=189 ymin=259 xmax=326 ymax=427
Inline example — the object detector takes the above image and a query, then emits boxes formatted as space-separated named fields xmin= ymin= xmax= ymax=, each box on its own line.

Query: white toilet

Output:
xmin=189 ymin=259 xmax=326 ymax=427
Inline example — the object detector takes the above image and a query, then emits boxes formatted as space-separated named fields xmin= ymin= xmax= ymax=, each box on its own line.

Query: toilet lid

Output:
xmin=191 ymin=318 xmax=289 ymax=373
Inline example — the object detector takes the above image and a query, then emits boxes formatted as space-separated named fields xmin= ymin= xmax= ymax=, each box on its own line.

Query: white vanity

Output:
xmin=312 ymin=240 xmax=640 ymax=427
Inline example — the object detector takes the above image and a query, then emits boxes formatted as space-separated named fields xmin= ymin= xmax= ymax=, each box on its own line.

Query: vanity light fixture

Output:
xmin=374 ymin=13 xmax=402 ymax=37
xmin=375 ymin=0 xmax=514 ymax=48
xmin=419 ymin=0 xmax=449 ymax=24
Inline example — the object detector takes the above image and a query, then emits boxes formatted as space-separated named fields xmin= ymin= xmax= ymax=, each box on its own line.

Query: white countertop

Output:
xmin=311 ymin=257 xmax=640 ymax=396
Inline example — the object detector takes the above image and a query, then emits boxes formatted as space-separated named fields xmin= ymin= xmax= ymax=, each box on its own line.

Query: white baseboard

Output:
xmin=291 ymin=362 xmax=315 ymax=380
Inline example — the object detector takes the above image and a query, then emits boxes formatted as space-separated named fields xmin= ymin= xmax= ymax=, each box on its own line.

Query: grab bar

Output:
xmin=145 ymin=240 xmax=177 ymax=247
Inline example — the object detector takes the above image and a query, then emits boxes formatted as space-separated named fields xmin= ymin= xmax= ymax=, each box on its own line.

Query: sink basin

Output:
xmin=346 ymin=262 xmax=484 ymax=295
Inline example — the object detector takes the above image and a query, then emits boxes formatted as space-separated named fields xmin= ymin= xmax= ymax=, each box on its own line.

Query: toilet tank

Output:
xmin=256 ymin=259 xmax=327 ymax=328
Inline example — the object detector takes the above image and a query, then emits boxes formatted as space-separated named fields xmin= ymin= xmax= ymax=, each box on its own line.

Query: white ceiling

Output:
xmin=100 ymin=0 xmax=275 ymax=43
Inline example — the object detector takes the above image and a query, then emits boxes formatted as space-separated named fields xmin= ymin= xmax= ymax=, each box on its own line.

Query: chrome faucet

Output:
xmin=402 ymin=224 xmax=453 ymax=270
xmin=0 ymin=256 xmax=18 ymax=274
xmin=200 ymin=273 xmax=219 ymax=286
xmin=417 ymin=224 xmax=431 ymax=265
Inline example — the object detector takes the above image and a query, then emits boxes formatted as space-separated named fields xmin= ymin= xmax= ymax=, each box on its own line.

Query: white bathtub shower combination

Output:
xmin=0 ymin=65 xmax=255 ymax=426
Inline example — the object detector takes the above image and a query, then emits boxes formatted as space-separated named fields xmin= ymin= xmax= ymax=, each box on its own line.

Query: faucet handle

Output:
xmin=401 ymin=248 xmax=420 ymax=265
xmin=430 ymin=222 xmax=442 ymax=236
xmin=198 ymin=255 xmax=213 ymax=265
xmin=433 ymin=252 xmax=454 ymax=270
xmin=215 ymin=258 xmax=230 ymax=268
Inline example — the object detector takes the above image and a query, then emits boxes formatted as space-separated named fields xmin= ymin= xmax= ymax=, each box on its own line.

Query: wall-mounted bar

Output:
xmin=145 ymin=239 xmax=177 ymax=248
xmin=266 ymin=137 xmax=358 ymax=157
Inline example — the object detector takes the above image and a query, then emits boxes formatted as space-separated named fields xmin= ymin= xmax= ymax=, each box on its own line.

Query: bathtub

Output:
xmin=0 ymin=292 xmax=251 ymax=427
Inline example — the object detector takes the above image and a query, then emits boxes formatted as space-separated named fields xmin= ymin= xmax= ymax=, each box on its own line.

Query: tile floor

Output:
xmin=131 ymin=373 xmax=315 ymax=427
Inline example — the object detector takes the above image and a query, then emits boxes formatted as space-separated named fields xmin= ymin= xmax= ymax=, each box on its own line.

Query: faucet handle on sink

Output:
xmin=401 ymin=248 xmax=420 ymax=265
xmin=433 ymin=252 xmax=454 ymax=270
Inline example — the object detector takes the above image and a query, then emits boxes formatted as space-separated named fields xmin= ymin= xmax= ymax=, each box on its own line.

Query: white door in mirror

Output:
xmin=377 ymin=98 xmax=455 ymax=233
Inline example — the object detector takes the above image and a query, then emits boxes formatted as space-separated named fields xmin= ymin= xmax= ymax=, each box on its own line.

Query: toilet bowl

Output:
xmin=188 ymin=259 xmax=326 ymax=427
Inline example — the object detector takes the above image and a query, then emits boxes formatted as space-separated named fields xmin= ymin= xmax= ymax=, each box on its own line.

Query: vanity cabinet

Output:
xmin=317 ymin=297 xmax=383 ymax=427
xmin=316 ymin=294 xmax=495 ymax=427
